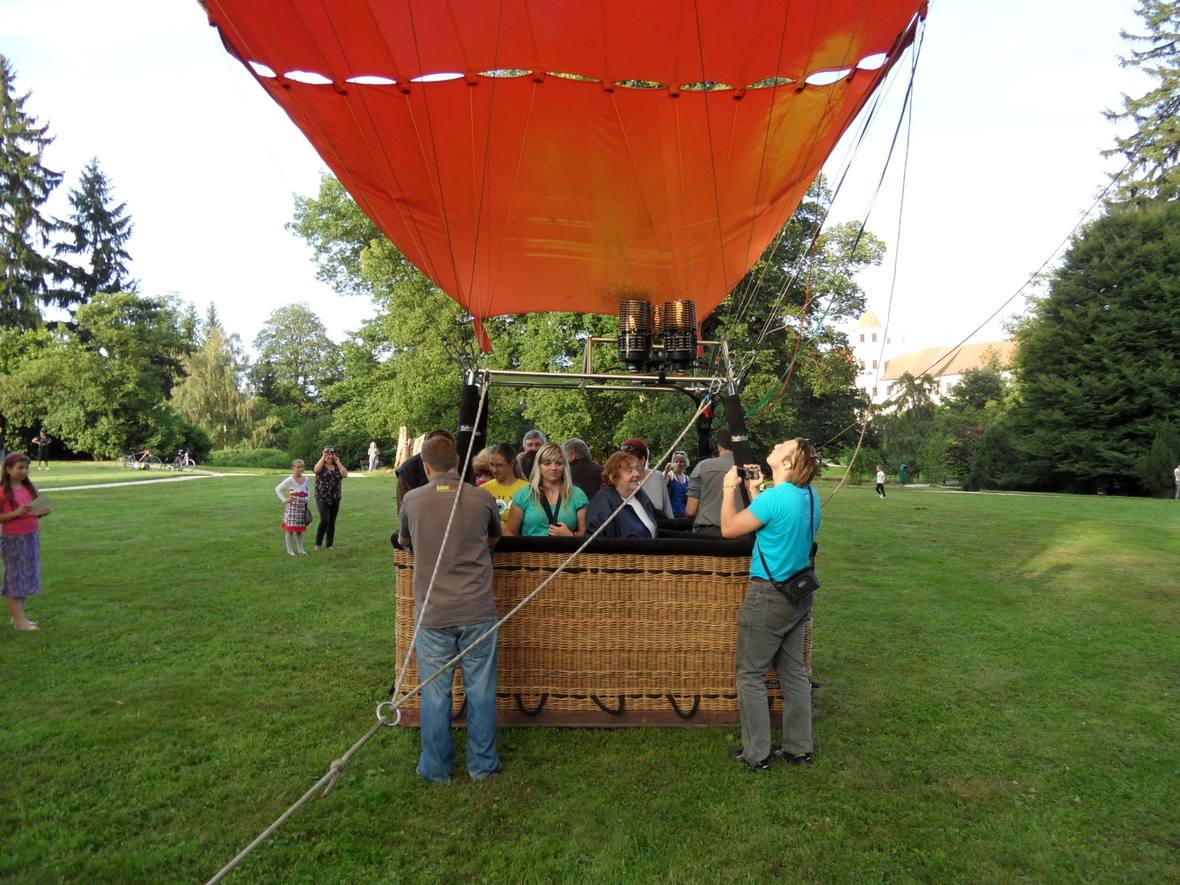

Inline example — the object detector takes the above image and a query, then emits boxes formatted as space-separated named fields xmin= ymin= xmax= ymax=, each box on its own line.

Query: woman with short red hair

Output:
xmin=584 ymin=451 xmax=661 ymax=539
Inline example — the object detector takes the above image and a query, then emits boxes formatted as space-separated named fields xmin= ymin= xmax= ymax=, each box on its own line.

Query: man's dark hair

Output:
xmin=422 ymin=436 xmax=459 ymax=472
xmin=716 ymin=427 xmax=733 ymax=449
xmin=426 ymin=428 xmax=455 ymax=443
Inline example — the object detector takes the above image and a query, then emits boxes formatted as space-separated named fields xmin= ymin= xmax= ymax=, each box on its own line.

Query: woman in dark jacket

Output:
xmin=585 ymin=451 xmax=661 ymax=539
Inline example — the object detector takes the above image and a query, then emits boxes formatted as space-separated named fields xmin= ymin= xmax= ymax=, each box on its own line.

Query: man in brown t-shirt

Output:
xmin=398 ymin=436 xmax=502 ymax=783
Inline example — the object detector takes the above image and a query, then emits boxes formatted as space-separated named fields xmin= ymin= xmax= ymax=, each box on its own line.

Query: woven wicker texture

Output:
xmin=394 ymin=548 xmax=785 ymax=719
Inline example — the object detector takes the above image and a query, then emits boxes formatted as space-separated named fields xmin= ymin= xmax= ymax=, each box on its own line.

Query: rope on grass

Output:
xmin=205 ymin=395 xmax=712 ymax=885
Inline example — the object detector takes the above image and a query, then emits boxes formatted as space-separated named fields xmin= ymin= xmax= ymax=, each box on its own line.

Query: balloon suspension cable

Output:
xmin=827 ymin=78 xmax=1135 ymax=503
xmin=825 ymin=29 xmax=919 ymax=505
xmin=713 ymin=2 xmax=879 ymax=359
xmin=709 ymin=9 xmax=922 ymax=384
xmin=742 ymin=19 xmax=926 ymax=422
xmin=205 ymin=396 xmax=710 ymax=885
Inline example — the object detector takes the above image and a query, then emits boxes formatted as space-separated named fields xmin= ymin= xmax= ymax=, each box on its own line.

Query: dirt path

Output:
xmin=40 ymin=473 xmax=255 ymax=492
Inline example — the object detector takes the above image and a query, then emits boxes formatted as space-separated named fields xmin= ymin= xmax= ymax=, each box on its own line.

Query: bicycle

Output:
xmin=169 ymin=449 xmax=197 ymax=472
xmin=121 ymin=449 xmax=161 ymax=470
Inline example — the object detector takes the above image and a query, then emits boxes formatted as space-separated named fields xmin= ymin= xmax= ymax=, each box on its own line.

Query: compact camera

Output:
xmin=735 ymin=465 xmax=762 ymax=481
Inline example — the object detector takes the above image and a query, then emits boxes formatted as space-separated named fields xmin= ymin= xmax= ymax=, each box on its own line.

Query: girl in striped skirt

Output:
xmin=1 ymin=452 xmax=52 ymax=631
xmin=275 ymin=459 xmax=311 ymax=556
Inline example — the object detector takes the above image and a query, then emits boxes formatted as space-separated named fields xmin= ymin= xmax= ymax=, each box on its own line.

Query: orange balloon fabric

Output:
xmin=205 ymin=1 xmax=924 ymax=322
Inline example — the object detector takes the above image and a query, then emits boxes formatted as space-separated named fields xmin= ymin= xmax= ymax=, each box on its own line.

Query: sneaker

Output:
xmin=773 ymin=747 xmax=813 ymax=766
xmin=728 ymin=745 xmax=771 ymax=772
xmin=469 ymin=765 xmax=502 ymax=781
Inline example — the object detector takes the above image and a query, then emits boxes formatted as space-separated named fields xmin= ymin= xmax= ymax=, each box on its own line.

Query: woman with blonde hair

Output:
xmin=505 ymin=442 xmax=588 ymax=537
xmin=472 ymin=446 xmax=495 ymax=485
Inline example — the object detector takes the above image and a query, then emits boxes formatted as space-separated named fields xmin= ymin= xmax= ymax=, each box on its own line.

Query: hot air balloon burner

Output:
xmin=660 ymin=299 xmax=698 ymax=368
xmin=618 ymin=300 xmax=655 ymax=370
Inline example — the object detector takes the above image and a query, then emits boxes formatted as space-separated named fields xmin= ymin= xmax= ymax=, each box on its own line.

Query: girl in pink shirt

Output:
xmin=0 ymin=452 xmax=52 ymax=631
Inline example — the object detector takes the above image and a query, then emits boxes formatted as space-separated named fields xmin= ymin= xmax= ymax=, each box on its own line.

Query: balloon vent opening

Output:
xmin=618 ymin=300 xmax=654 ymax=371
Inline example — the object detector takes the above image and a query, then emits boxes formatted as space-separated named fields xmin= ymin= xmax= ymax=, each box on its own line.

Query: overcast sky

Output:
xmin=3 ymin=0 xmax=1148 ymax=352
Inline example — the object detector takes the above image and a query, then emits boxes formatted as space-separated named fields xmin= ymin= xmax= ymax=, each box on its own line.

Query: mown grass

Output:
xmin=1 ymin=467 xmax=1177 ymax=882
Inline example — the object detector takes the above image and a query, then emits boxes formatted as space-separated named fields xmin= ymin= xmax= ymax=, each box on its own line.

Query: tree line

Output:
xmin=1 ymin=0 xmax=1175 ymax=491
xmin=0 ymin=55 xmax=343 ymax=464
xmin=861 ymin=2 xmax=1180 ymax=496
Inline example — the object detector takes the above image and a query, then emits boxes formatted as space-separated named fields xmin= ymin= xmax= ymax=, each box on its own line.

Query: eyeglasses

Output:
xmin=620 ymin=444 xmax=646 ymax=455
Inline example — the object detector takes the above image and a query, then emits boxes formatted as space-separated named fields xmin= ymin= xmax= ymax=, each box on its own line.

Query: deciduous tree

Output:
xmin=251 ymin=302 xmax=342 ymax=407
xmin=171 ymin=323 xmax=263 ymax=449
xmin=292 ymin=173 xmax=885 ymax=462
xmin=0 ymin=292 xmax=189 ymax=456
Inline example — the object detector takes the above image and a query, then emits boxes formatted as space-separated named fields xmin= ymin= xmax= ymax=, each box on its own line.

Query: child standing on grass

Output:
xmin=0 ymin=452 xmax=51 ymax=631
xmin=875 ymin=465 xmax=887 ymax=499
xmin=275 ymin=459 xmax=311 ymax=556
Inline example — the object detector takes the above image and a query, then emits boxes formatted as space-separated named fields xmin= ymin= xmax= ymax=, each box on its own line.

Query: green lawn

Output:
xmin=1 ymin=466 xmax=1177 ymax=882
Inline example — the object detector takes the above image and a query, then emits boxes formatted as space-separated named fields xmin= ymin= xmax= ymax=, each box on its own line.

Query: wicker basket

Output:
xmin=394 ymin=545 xmax=784 ymax=726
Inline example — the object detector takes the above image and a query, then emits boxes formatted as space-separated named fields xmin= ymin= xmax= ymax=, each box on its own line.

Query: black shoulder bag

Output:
xmin=756 ymin=486 xmax=820 ymax=604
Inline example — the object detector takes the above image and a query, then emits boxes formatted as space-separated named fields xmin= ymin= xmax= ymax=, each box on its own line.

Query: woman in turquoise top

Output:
xmin=505 ymin=442 xmax=588 ymax=537
xmin=720 ymin=437 xmax=822 ymax=771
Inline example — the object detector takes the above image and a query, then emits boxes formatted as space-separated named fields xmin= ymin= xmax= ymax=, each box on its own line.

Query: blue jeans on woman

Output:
xmin=414 ymin=619 xmax=501 ymax=783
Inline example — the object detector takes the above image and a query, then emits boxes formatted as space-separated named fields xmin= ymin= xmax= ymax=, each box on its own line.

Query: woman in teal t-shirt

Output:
xmin=505 ymin=442 xmax=588 ymax=537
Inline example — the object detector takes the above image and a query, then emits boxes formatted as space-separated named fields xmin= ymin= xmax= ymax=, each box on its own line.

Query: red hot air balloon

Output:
xmin=202 ymin=0 xmax=925 ymax=340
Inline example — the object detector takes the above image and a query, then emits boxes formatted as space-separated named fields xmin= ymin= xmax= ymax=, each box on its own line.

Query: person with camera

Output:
xmin=313 ymin=445 xmax=349 ymax=550
xmin=721 ymin=437 xmax=822 ymax=771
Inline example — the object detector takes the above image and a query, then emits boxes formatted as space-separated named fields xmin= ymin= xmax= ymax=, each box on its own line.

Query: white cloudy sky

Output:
xmin=3 ymin=0 xmax=1148 ymax=352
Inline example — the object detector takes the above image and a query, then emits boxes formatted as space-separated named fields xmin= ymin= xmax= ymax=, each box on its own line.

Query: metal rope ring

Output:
xmin=591 ymin=694 xmax=626 ymax=716
xmin=375 ymin=700 xmax=403 ymax=728
xmin=666 ymin=694 xmax=701 ymax=720
xmin=513 ymin=693 xmax=549 ymax=716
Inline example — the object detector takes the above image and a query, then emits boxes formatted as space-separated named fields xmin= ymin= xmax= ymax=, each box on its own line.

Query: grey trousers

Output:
xmin=736 ymin=580 xmax=813 ymax=763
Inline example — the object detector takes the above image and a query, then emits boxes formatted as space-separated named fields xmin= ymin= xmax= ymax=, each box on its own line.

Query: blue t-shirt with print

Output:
xmin=747 ymin=482 xmax=820 ymax=580
xmin=512 ymin=485 xmax=590 ymax=536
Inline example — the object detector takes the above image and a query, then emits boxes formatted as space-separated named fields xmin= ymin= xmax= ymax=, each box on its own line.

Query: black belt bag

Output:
xmin=755 ymin=486 xmax=819 ymax=605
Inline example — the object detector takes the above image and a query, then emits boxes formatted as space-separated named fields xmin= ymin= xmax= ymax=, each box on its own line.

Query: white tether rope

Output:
xmin=206 ymin=394 xmax=711 ymax=884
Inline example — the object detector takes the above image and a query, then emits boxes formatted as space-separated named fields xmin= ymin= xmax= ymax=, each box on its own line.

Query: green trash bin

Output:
xmin=899 ymin=464 xmax=909 ymax=485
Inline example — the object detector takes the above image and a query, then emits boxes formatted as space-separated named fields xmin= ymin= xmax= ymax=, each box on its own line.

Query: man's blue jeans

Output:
xmin=415 ymin=619 xmax=501 ymax=783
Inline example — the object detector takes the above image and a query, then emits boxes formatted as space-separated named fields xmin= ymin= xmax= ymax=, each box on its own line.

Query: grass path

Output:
xmin=41 ymin=473 xmax=248 ymax=492
xmin=1 ymin=467 xmax=1177 ymax=882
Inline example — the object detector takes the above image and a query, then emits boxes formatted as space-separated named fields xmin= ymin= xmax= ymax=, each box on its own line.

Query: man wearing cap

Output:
xmin=398 ymin=435 xmax=503 ymax=783
xmin=686 ymin=427 xmax=743 ymax=536
xmin=563 ymin=437 xmax=603 ymax=500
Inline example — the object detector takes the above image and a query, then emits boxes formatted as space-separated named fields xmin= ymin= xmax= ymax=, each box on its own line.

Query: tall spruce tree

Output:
xmin=1009 ymin=199 xmax=1180 ymax=494
xmin=53 ymin=158 xmax=134 ymax=308
xmin=1104 ymin=1 xmax=1180 ymax=203
xmin=0 ymin=55 xmax=62 ymax=329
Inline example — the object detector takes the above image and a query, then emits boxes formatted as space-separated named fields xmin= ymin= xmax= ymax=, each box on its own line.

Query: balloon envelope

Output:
xmin=204 ymin=0 xmax=924 ymax=322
